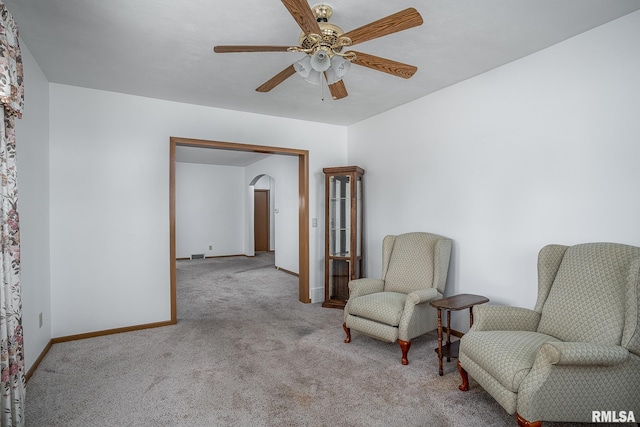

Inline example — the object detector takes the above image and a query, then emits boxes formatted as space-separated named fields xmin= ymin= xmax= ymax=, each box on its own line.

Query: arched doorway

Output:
xmin=250 ymin=174 xmax=274 ymax=254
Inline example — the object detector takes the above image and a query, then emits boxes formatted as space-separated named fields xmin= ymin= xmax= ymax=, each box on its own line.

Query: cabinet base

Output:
xmin=322 ymin=300 xmax=346 ymax=309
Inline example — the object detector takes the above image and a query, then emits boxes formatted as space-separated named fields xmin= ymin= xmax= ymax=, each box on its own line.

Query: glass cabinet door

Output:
xmin=329 ymin=175 xmax=350 ymax=257
xmin=323 ymin=166 xmax=364 ymax=309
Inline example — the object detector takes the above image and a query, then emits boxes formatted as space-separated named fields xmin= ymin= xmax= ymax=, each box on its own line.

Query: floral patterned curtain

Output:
xmin=0 ymin=2 xmax=24 ymax=426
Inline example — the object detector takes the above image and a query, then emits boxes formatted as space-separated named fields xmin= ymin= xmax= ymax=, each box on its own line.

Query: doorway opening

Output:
xmin=169 ymin=137 xmax=310 ymax=323
xmin=254 ymin=188 xmax=270 ymax=253
xmin=250 ymin=173 xmax=275 ymax=254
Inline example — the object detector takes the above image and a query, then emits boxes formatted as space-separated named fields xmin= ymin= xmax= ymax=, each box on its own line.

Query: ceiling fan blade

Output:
xmin=349 ymin=51 xmax=418 ymax=79
xmin=281 ymin=0 xmax=322 ymax=36
xmin=214 ymin=45 xmax=292 ymax=53
xmin=256 ymin=65 xmax=297 ymax=92
xmin=327 ymin=79 xmax=348 ymax=100
xmin=341 ymin=8 xmax=423 ymax=46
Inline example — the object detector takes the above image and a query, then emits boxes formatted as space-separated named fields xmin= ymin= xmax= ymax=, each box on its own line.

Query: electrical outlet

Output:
xmin=39 ymin=312 xmax=43 ymax=328
xmin=208 ymin=245 xmax=212 ymax=250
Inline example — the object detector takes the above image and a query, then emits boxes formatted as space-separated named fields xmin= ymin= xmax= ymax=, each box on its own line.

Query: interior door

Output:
xmin=254 ymin=190 xmax=270 ymax=252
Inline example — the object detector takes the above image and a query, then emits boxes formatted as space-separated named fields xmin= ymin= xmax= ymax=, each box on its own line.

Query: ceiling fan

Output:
xmin=213 ymin=0 xmax=423 ymax=100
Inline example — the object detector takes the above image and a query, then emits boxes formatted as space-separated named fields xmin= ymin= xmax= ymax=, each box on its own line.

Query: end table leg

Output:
xmin=437 ymin=308 xmax=443 ymax=376
xmin=446 ymin=309 xmax=451 ymax=362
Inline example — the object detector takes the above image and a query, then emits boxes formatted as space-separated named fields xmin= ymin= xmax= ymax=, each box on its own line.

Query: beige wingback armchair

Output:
xmin=458 ymin=242 xmax=640 ymax=427
xmin=343 ymin=232 xmax=452 ymax=365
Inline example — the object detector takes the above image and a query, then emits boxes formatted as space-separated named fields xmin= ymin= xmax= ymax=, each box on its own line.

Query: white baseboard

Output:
xmin=310 ymin=287 xmax=325 ymax=304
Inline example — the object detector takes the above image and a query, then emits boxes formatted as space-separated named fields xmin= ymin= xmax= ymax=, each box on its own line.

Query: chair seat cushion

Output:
xmin=348 ymin=292 xmax=407 ymax=327
xmin=461 ymin=330 xmax=561 ymax=392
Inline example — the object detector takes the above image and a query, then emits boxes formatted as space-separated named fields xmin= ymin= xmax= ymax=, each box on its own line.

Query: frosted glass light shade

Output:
xmin=296 ymin=50 xmax=351 ymax=86
xmin=294 ymin=56 xmax=312 ymax=78
xmin=310 ymin=49 xmax=331 ymax=72
xmin=305 ymin=70 xmax=322 ymax=85
xmin=326 ymin=56 xmax=351 ymax=84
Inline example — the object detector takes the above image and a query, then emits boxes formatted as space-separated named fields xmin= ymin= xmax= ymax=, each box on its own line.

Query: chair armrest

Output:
xmin=406 ymin=288 xmax=441 ymax=305
xmin=538 ymin=342 xmax=629 ymax=367
xmin=518 ymin=343 xmax=639 ymax=422
xmin=348 ymin=278 xmax=384 ymax=299
xmin=399 ymin=288 xmax=442 ymax=341
xmin=471 ymin=305 xmax=540 ymax=332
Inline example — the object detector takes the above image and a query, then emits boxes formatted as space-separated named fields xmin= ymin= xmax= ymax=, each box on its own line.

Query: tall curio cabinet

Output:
xmin=323 ymin=166 xmax=364 ymax=309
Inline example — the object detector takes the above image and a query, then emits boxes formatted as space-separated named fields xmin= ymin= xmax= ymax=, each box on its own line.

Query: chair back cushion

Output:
xmin=537 ymin=242 xmax=640 ymax=345
xmin=383 ymin=232 xmax=438 ymax=294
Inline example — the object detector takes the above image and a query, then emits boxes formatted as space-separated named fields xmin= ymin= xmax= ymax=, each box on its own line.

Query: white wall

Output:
xmin=245 ymin=155 xmax=299 ymax=275
xmin=175 ymin=162 xmax=245 ymax=258
xmin=348 ymin=11 xmax=640 ymax=331
xmin=49 ymin=84 xmax=347 ymax=336
xmin=14 ymin=41 xmax=51 ymax=372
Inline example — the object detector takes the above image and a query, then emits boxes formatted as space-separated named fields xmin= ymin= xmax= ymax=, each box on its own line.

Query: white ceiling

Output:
xmin=6 ymin=0 xmax=640 ymax=127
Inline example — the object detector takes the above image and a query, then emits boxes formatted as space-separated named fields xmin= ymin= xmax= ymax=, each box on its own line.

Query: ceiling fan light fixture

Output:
xmin=304 ymin=69 xmax=323 ymax=85
xmin=327 ymin=55 xmax=351 ymax=83
xmin=294 ymin=56 xmax=313 ymax=78
xmin=325 ymin=67 xmax=338 ymax=85
xmin=310 ymin=48 xmax=331 ymax=72
xmin=297 ymin=48 xmax=351 ymax=85
xmin=294 ymin=56 xmax=324 ymax=84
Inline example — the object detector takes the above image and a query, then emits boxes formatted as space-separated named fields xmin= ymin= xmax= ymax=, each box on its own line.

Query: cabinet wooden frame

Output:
xmin=322 ymin=166 xmax=365 ymax=309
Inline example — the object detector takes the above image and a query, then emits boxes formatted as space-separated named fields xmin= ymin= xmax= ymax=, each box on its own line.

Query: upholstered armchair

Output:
xmin=458 ymin=242 xmax=640 ymax=426
xmin=343 ymin=232 xmax=452 ymax=365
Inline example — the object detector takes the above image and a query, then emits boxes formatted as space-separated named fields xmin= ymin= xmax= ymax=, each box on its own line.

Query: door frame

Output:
xmin=169 ymin=137 xmax=310 ymax=323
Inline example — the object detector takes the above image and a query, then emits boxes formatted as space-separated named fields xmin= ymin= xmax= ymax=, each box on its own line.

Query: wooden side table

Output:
xmin=430 ymin=294 xmax=489 ymax=376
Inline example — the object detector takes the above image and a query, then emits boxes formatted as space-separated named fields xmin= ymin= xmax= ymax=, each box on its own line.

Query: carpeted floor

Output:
xmin=24 ymin=254 xmax=629 ymax=426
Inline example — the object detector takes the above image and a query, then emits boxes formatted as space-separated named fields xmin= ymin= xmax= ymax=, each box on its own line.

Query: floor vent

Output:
xmin=190 ymin=254 xmax=205 ymax=260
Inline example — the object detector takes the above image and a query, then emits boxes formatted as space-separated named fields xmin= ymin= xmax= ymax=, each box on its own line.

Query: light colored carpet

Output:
xmin=25 ymin=254 xmax=623 ymax=426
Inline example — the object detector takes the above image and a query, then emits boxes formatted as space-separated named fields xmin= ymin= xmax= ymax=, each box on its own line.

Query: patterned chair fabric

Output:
xmin=458 ymin=242 xmax=640 ymax=425
xmin=343 ymin=232 xmax=452 ymax=364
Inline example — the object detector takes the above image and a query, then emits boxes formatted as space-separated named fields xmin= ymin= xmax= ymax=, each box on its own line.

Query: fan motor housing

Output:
xmin=298 ymin=5 xmax=345 ymax=51
xmin=299 ymin=22 xmax=344 ymax=51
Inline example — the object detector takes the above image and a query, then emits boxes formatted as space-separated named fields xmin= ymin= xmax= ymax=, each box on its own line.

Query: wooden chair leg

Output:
xmin=343 ymin=323 xmax=351 ymax=343
xmin=398 ymin=339 xmax=411 ymax=365
xmin=458 ymin=361 xmax=469 ymax=391
xmin=516 ymin=413 xmax=542 ymax=427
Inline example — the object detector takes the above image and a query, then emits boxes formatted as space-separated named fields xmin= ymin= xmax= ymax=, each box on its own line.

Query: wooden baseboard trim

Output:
xmin=26 ymin=320 xmax=175 ymax=382
xmin=275 ymin=266 xmax=299 ymax=277
xmin=52 ymin=320 xmax=176 ymax=344
xmin=208 ymin=254 xmax=247 ymax=259
xmin=25 ymin=339 xmax=53 ymax=383
xmin=177 ymin=254 xmax=248 ymax=261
